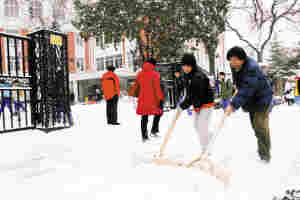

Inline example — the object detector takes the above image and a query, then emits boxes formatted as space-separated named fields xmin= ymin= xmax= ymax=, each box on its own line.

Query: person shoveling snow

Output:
xmin=152 ymin=54 xmax=231 ymax=185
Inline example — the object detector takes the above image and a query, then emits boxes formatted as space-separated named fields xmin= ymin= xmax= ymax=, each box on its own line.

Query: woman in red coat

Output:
xmin=136 ymin=59 xmax=164 ymax=142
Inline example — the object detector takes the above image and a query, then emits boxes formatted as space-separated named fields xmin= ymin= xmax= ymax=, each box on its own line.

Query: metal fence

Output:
xmin=0 ymin=32 xmax=34 ymax=133
xmin=155 ymin=62 xmax=181 ymax=111
xmin=0 ymin=30 xmax=72 ymax=133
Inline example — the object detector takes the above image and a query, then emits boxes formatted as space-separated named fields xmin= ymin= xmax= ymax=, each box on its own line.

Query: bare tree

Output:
xmin=226 ymin=0 xmax=300 ymax=62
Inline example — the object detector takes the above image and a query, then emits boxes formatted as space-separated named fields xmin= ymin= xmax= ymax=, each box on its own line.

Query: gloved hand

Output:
xmin=194 ymin=107 xmax=201 ymax=113
xmin=159 ymin=100 xmax=164 ymax=109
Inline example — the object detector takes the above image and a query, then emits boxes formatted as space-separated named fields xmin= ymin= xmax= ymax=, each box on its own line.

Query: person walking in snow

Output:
xmin=0 ymin=79 xmax=13 ymax=115
xmin=218 ymin=72 xmax=233 ymax=111
xmin=284 ymin=78 xmax=294 ymax=106
xmin=177 ymin=53 xmax=215 ymax=153
xmin=101 ymin=65 xmax=121 ymax=125
xmin=136 ymin=58 xmax=164 ymax=142
xmin=224 ymin=46 xmax=273 ymax=163
xmin=11 ymin=80 xmax=26 ymax=116
xmin=294 ymin=76 xmax=300 ymax=106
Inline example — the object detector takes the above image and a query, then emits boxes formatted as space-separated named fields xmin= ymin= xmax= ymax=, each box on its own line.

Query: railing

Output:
xmin=0 ymin=32 xmax=34 ymax=133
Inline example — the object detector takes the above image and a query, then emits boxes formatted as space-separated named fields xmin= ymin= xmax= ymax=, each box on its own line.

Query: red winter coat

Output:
xmin=136 ymin=62 xmax=164 ymax=115
xmin=101 ymin=71 xmax=120 ymax=100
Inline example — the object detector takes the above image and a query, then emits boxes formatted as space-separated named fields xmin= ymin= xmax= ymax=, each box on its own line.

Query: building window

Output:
xmin=105 ymin=56 xmax=114 ymax=68
xmin=96 ymin=36 xmax=103 ymax=47
xmin=7 ymin=37 xmax=20 ymax=48
xmin=55 ymin=6 xmax=65 ymax=20
xmin=7 ymin=56 xmax=20 ymax=73
xmin=30 ymin=0 xmax=42 ymax=18
xmin=76 ymin=58 xmax=84 ymax=72
xmin=76 ymin=35 xmax=84 ymax=46
xmin=4 ymin=0 xmax=19 ymax=17
xmin=126 ymin=53 xmax=134 ymax=68
xmin=96 ymin=57 xmax=105 ymax=71
xmin=115 ymin=54 xmax=122 ymax=68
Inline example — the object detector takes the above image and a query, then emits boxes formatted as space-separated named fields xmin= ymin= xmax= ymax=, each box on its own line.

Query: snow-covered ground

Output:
xmin=0 ymin=97 xmax=299 ymax=200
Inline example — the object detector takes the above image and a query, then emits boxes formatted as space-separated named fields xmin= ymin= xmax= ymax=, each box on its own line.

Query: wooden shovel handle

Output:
xmin=158 ymin=108 xmax=182 ymax=157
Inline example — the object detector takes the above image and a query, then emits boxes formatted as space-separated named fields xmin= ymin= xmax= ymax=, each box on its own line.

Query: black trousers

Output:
xmin=106 ymin=95 xmax=119 ymax=123
xmin=141 ymin=114 xmax=162 ymax=139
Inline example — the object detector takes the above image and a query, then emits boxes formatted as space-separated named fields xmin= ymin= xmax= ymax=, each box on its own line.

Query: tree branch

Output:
xmin=225 ymin=19 xmax=259 ymax=54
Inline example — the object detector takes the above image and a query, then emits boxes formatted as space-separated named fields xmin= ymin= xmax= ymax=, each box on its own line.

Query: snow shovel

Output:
xmin=186 ymin=113 xmax=228 ymax=167
xmin=185 ymin=113 xmax=231 ymax=185
xmin=154 ymin=107 xmax=183 ymax=159
xmin=153 ymin=111 xmax=231 ymax=185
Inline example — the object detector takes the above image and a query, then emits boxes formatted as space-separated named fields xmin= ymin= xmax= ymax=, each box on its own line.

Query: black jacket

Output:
xmin=179 ymin=68 xmax=214 ymax=110
xmin=174 ymin=75 xmax=185 ymax=97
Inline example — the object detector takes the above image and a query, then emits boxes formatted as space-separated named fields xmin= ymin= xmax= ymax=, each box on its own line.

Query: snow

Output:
xmin=0 ymin=98 xmax=299 ymax=200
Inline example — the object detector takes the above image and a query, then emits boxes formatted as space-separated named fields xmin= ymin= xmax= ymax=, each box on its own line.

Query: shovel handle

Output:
xmin=158 ymin=108 xmax=182 ymax=157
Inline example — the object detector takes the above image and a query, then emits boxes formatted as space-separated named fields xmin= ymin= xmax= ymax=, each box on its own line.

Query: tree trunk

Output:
xmin=208 ymin=51 xmax=216 ymax=77
xmin=257 ymin=51 xmax=263 ymax=63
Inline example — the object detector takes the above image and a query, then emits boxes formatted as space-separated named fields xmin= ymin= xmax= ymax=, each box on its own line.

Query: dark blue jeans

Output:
xmin=221 ymin=98 xmax=231 ymax=110
xmin=14 ymin=102 xmax=26 ymax=112
xmin=56 ymin=104 xmax=73 ymax=124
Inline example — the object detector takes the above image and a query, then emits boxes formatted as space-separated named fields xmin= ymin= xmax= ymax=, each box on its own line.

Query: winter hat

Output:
xmin=106 ymin=65 xmax=115 ymax=72
xmin=181 ymin=53 xmax=197 ymax=67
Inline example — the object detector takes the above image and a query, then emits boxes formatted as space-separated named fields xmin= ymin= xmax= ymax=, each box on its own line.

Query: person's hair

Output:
xmin=219 ymin=72 xmax=225 ymax=76
xmin=106 ymin=65 xmax=115 ymax=72
xmin=145 ymin=57 xmax=157 ymax=66
xmin=12 ymin=80 xmax=19 ymax=84
xmin=181 ymin=53 xmax=197 ymax=67
xmin=226 ymin=46 xmax=247 ymax=61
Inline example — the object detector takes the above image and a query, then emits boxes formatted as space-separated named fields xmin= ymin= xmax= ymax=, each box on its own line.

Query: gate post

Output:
xmin=28 ymin=30 xmax=72 ymax=133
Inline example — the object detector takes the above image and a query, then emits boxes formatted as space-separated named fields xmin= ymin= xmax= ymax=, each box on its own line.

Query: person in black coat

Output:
xmin=178 ymin=53 xmax=215 ymax=153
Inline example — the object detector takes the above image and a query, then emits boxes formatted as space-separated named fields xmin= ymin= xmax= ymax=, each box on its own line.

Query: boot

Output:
xmin=150 ymin=128 xmax=160 ymax=138
xmin=141 ymin=116 xmax=149 ymax=142
xmin=142 ymin=131 xmax=149 ymax=143
xmin=150 ymin=115 xmax=161 ymax=137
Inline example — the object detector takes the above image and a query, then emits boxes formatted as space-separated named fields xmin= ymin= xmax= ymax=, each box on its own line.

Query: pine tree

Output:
xmin=267 ymin=38 xmax=297 ymax=78
xmin=268 ymin=38 xmax=287 ymax=77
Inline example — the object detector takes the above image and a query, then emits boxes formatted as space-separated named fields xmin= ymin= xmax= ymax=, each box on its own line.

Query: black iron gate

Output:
xmin=0 ymin=30 xmax=72 ymax=133
xmin=155 ymin=62 xmax=181 ymax=111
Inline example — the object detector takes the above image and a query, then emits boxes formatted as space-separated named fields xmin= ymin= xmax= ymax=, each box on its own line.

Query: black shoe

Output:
xmin=260 ymin=155 xmax=271 ymax=163
xmin=110 ymin=122 xmax=120 ymax=125
xmin=150 ymin=132 xmax=160 ymax=138
xmin=142 ymin=137 xmax=149 ymax=143
xmin=69 ymin=120 xmax=74 ymax=126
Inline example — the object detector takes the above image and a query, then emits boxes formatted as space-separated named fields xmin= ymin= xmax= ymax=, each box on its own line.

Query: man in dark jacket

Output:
xmin=225 ymin=46 xmax=273 ymax=163
xmin=178 ymin=53 xmax=215 ymax=153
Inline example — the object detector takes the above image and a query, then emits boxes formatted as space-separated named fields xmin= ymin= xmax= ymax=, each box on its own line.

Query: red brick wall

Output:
xmin=19 ymin=28 xmax=29 ymax=73
xmin=67 ymin=32 xmax=76 ymax=73
xmin=84 ymin=39 xmax=91 ymax=72
xmin=0 ymin=28 xmax=6 ymax=73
